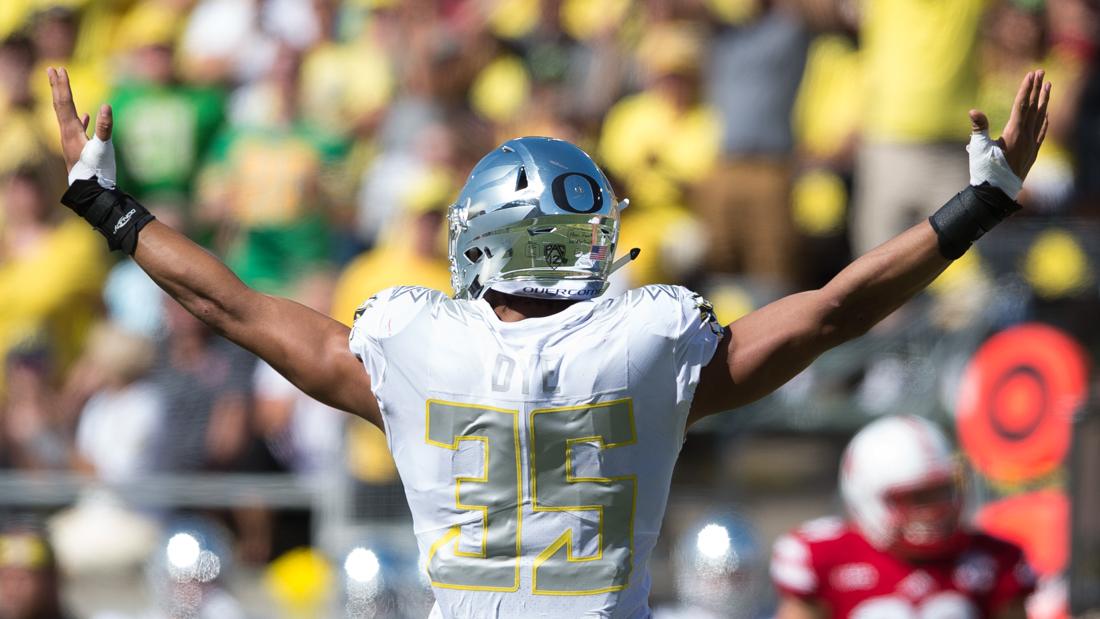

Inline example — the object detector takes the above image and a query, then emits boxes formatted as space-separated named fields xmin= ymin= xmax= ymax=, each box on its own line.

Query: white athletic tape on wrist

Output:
xmin=967 ymin=130 xmax=1023 ymax=200
xmin=68 ymin=135 xmax=116 ymax=189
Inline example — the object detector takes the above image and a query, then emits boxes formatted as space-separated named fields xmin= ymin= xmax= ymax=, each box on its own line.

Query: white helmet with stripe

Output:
xmin=840 ymin=415 xmax=964 ymax=557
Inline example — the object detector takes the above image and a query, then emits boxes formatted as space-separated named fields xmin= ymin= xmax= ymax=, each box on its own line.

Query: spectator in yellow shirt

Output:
xmin=0 ymin=36 xmax=55 ymax=176
xmin=332 ymin=176 xmax=452 ymax=327
xmin=598 ymin=20 xmax=719 ymax=287
xmin=28 ymin=5 xmax=109 ymax=162
xmin=0 ymin=165 xmax=107 ymax=397
xmin=852 ymin=0 xmax=986 ymax=253
xmin=977 ymin=1 xmax=1085 ymax=214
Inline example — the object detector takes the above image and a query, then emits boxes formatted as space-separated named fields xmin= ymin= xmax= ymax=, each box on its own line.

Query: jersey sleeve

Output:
xmin=348 ymin=286 xmax=444 ymax=391
xmin=671 ymin=287 xmax=724 ymax=369
xmin=671 ymin=287 xmax=724 ymax=405
xmin=630 ymin=285 xmax=724 ymax=399
xmin=770 ymin=530 xmax=823 ymax=599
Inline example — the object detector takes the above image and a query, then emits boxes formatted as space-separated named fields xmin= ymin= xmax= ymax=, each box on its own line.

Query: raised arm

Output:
xmin=690 ymin=70 xmax=1051 ymax=423
xmin=133 ymin=222 xmax=380 ymax=425
xmin=47 ymin=67 xmax=381 ymax=428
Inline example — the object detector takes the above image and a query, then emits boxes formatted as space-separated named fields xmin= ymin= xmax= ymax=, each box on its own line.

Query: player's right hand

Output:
xmin=968 ymin=69 xmax=1051 ymax=182
xmin=47 ymin=66 xmax=113 ymax=174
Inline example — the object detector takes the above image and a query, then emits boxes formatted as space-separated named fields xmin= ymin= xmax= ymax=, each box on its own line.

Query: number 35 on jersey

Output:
xmin=424 ymin=397 xmax=637 ymax=596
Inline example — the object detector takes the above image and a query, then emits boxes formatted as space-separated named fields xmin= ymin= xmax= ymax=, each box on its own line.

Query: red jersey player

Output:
xmin=770 ymin=416 xmax=1036 ymax=619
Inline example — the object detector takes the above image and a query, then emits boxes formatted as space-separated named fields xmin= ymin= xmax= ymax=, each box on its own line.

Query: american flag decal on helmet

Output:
xmin=590 ymin=245 xmax=609 ymax=260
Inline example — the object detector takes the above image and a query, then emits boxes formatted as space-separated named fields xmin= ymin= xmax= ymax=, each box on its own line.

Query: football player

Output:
xmin=770 ymin=416 xmax=1036 ymax=619
xmin=45 ymin=65 xmax=1049 ymax=618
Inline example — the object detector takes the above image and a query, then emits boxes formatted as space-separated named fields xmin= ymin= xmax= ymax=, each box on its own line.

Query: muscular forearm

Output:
xmin=818 ymin=74 xmax=1051 ymax=334
xmin=131 ymin=220 xmax=377 ymax=421
xmin=694 ymin=188 xmax=1010 ymax=419
xmin=55 ymin=167 xmax=376 ymax=419
xmin=132 ymin=220 xmax=256 ymax=334
xmin=691 ymin=70 xmax=1048 ymax=421
xmin=692 ymin=221 xmax=951 ymax=417
xmin=132 ymin=221 xmax=326 ymax=377
xmin=819 ymin=221 xmax=950 ymax=342
xmin=43 ymin=69 xmax=363 ymax=406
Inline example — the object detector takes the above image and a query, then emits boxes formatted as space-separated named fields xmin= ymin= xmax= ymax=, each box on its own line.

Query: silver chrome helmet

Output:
xmin=448 ymin=136 xmax=629 ymax=300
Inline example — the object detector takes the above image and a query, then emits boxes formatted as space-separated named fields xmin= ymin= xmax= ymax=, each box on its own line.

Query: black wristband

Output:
xmin=60 ymin=178 xmax=155 ymax=255
xmin=928 ymin=182 xmax=1020 ymax=260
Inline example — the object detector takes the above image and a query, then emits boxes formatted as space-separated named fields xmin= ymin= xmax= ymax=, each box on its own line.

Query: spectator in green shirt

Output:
xmin=200 ymin=44 xmax=347 ymax=295
xmin=109 ymin=3 xmax=224 ymax=205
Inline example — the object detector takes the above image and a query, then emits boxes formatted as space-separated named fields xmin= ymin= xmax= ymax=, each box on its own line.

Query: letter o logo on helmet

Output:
xmin=551 ymin=173 xmax=603 ymax=213
xmin=449 ymin=137 xmax=623 ymax=300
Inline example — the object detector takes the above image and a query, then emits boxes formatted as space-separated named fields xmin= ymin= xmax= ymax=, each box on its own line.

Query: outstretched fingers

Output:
xmin=48 ymin=67 xmax=80 ymax=127
xmin=1034 ymin=81 xmax=1052 ymax=139
xmin=47 ymin=66 xmax=89 ymax=168
xmin=1006 ymin=71 xmax=1033 ymax=129
xmin=1005 ymin=70 xmax=1053 ymax=180
xmin=1024 ymin=70 xmax=1045 ymax=136
xmin=1028 ymin=70 xmax=1044 ymax=108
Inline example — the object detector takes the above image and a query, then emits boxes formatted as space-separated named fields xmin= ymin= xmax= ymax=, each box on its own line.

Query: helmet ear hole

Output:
xmin=516 ymin=166 xmax=528 ymax=191
xmin=464 ymin=247 xmax=483 ymax=262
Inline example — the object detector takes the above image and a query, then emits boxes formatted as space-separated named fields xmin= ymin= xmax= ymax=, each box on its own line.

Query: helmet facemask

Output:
xmin=840 ymin=416 xmax=967 ymax=559
xmin=881 ymin=473 xmax=965 ymax=559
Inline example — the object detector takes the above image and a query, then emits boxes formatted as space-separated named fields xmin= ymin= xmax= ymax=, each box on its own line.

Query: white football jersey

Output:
xmin=349 ymin=284 xmax=723 ymax=618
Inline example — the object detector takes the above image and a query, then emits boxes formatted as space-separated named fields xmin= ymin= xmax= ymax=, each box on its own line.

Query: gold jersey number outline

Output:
xmin=424 ymin=398 xmax=637 ymax=595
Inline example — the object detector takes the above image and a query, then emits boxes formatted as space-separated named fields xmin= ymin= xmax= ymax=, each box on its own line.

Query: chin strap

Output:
xmin=608 ymin=247 xmax=641 ymax=276
xmin=486 ymin=248 xmax=642 ymax=301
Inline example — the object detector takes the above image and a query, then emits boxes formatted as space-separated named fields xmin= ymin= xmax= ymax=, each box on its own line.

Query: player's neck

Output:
xmin=484 ymin=290 xmax=579 ymax=322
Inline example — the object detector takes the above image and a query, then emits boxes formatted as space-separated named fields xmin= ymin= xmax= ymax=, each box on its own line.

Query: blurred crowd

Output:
xmin=1 ymin=0 xmax=1099 ymax=615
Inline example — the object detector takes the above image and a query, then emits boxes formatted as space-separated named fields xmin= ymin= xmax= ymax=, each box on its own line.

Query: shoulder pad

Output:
xmin=351 ymin=286 xmax=446 ymax=340
xmin=625 ymin=285 xmax=723 ymax=335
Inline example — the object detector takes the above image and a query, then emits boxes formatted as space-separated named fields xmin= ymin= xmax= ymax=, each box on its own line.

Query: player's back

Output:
xmin=349 ymin=285 xmax=722 ymax=618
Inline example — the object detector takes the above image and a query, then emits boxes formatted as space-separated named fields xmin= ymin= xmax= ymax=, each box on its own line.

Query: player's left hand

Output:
xmin=47 ymin=66 xmax=114 ymax=179
xmin=969 ymin=69 xmax=1051 ymax=182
